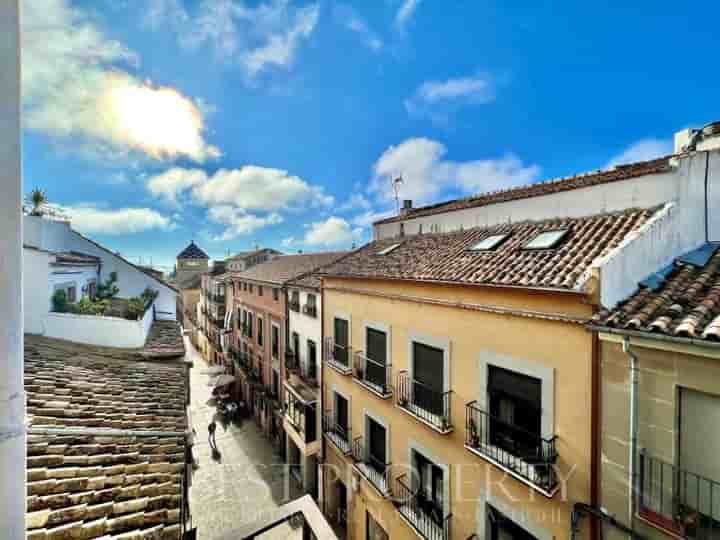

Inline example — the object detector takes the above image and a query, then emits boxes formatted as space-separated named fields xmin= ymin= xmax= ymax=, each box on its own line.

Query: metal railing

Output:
xmin=285 ymin=349 xmax=299 ymax=371
xmin=299 ymin=356 xmax=319 ymax=387
xmin=208 ymin=292 xmax=226 ymax=304
xmin=639 ymin=450 xmax=720 ymax=539
xmin=353 ymin=352 xmax=392 ymax=397
xmin=351 ymin=437 xmax=390 ymax=494
xmin=322 ymin=410 xmax=351 ymax=454
xmin=396 ymin=371 xmax=452 ymax=432
xmin=324 ymin=338 xmax=352 ymax=372
xmin=285 ymin=395 xmax=317 ymax=443
xmin=302 ymin=304 xmax=317 ymax=318
xmin=394 ymin=474 xmax=452 ymax=540
xmin=465 ymin=401 xmax=558 ymax=494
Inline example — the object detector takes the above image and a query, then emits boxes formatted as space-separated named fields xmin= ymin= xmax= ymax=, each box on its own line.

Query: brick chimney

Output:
xmin=400 ymin=199 xmax=413 ymax=216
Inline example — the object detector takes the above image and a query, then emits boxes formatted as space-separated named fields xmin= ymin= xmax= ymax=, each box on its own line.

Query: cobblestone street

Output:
xmin=185 ymin=338 xmax=302 ymax=539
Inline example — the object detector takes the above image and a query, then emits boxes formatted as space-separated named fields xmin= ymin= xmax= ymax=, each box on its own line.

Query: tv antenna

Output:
xmin=392 ymin=176 xmax=404 ymax=213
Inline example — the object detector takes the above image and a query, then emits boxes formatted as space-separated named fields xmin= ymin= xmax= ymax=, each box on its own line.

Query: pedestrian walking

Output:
xmin=208 ymin=420 xmax=217 ymax=451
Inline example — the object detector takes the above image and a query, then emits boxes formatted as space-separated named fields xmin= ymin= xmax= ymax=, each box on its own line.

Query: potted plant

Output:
xmin=468 ymin=418 xmax=480 ymax=447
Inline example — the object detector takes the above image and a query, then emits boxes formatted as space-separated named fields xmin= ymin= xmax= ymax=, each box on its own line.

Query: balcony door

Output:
xmin=413 ymin=450 xmax=444 ymax=525
xmin=487 ymin=365 xmax=541 ymax=460
xmin=334 ymin=393 xmax=349 ymax=440
xmin=334 ymin=318 xmax=349 ymax=366
xmin=366 ymin=328 xmax=387 ymax=388
xmin=307 ymin=339 xmax=317 ymax=379
xmin=487 ymin=505 xmax=537 ymax=540
xmin=292 ymin=332 xmax=300 ymax=357
xmin=412 ymin=342 xmax=444 ymax=417
xmin=679 ymin=387 xmax=720 ymax=519
xmin=367 ymin=417 xmax=387 ymax=474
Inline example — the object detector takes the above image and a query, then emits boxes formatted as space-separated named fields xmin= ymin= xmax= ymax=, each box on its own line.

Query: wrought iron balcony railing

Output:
xmin=285 ymin=397 xmax=317 ymax=444
xmin=322 ymin=410 xmax=351 ymax=455
xmin=324 ymin=338 xmax=352 ymax=374
xmin=394 ymin=474 xmax=452 ymax=540
xmin=465 ymin=401 xmax=558 ymax=496
xmin=299 ymin=356 xmax=319 ymax=387
xmin=396 ymin=371 xmax=452 ymax=433
xmin=302 ymin=304 xmax=317 ymax=318
xmin=351 ymin=437 xmax=391 ymax=495
xmin=352 ymin=352 xmax=392 ymax=398
xmin=639 ymin=450 xmax=720 ymax=539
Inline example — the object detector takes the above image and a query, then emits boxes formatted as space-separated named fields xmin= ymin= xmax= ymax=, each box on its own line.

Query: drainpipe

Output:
xmin=0 ymin=1 xmax=25 ymax=537
xmin=622 ymin=336 xmax=639 ymax=533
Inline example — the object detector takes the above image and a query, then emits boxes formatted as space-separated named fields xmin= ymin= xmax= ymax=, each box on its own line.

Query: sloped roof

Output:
xmin=592 ymin=243 xmax=720 ymax=341
xmin=375 ymin=156 xmax=673 ymax=226
xmin=177 ymin=241 xmax=209 ymax=260
xmin=233 ymin=252 xmax=348 ymax=286
xmin=320 ymin=207 xmax=661 ymax=292
xmin=226 ymin=248 xmax=282 ymax=261
xmin=24 ymin=335 xmax=188 ymax=539
xmin=54 ymin=251 xmax=101 ymax=265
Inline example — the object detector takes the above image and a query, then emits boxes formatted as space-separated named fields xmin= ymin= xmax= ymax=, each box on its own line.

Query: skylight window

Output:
xmin=376 ymin=243 xmax=401 ymax=255
xmin=470 ymin=233 xmax=509 ymax=251
xmin=523 ymin=229 xmax=569 ymax=250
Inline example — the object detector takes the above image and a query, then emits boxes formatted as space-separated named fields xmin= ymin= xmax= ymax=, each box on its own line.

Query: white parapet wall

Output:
xmin=43 ymin=302 xmax=156 ymax=349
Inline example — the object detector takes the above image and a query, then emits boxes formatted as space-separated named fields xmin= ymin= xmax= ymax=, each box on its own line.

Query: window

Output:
xmin=365 ymin=327 xmax=387 ymax=388
xmin=259 ymin=285 xmax=263 ymax=296
xmin=488 ymin=365 xmax=541 ymax=457
xmin=334 ymin=393 xmax=349 ymax=434
xmin=487 ymin=505 xmax=538 ymax=540
xmin=258 ymin=317 xmax=264 ymax=346
xmin=243 ymin=282 xmax=247 ymax=291
xmin=367 ymin=417 xmax=387 ymax=474
xmin=413 ymin=451 xmax=445 ymax=524
xmin=290 ymin=290 xmax=300 ymax=311
xmin=273 ymin=288 xmax=279 ymax=301
xmin=249 ymin=283 xmax=254 ymax=293
xmin=247 ymin=312 xmax=253 ymax=338
xmin=470 ymin=233 xmax=510 ymax=251
xmin=87 ymin=279 xmax=97 ymax=300
xmin=271 ymin=325 xmax=279 ymax=359
xmin=67 ymin=285 xmax=77 ymax=303
xmin=399 ymin=223 xmax=405 ymax=237
xmin=523 ymin=229 xmax=568 ymax=250
xmin=307 ymin=293 xmax=316 ymax=308
xmin=376 ymin=243 xmax=401 ymax=256
xmin=366 ymin=512 xmax=388 ymax=540
xmin=307 ymin=339 xmax=317 ymax=379
xmin=292 ymin=331 xmax=300 ymax=356
xmin=334 ymin=318 xmax=349 ymax=366
xmin=412 ymin=342 xmax=444 ymax=416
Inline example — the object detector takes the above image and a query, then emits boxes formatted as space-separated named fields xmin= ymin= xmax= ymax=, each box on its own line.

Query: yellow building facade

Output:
xmin=321 ymin=277 xmax=596 ymax=540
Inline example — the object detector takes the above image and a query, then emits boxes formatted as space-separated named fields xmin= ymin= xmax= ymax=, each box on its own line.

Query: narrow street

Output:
xmin=185 ymin=337 xmax=302 ymax=539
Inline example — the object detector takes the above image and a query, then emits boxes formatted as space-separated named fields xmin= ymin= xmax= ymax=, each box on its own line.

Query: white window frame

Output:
xmin=407 ymin=332 xmax=451 ymax=394
xmin=477 ymin=350 xmax=554 ymax=440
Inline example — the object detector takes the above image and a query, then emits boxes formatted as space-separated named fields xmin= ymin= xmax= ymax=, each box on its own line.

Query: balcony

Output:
xmin=322 ymin=410 xmax=351 ymax=455
xmin=284 ymin=392 xmax=317 ymax=445
xmin=285 ymin=349 xmax=299 ymax=371
xmin=207 ymin=292 xmax=226 ymax=304
xmin=352 ymin=352 xmax=392 ymax=399
xmin=638 ymin=450 xmax=720 ymax=539
xmin=394 ymin=474 xmax=452 ymax=540
xmin=299 ymin=356 xmax=319 ymax=387
xmin=240 ymin=322 xmax=250 ymax=337
xmin=302 ymin=303 xmax=317 ymax=318
xmin=464 ymin=401 xmax=558 ymax=497
xmin=351 ymin=437 xmax=390 ymax=495
xmin=324 ymin=338 xmax=352 ymax=374
xmin=396 ymin=371 xmax=453 ymax=434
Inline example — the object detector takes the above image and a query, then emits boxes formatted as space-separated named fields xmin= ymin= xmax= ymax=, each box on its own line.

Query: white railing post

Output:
xmin=0 ymin=1 xmax=25 ymax=536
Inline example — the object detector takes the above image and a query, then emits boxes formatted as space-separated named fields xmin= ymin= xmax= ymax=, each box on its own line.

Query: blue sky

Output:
xmin=22 ymin=0 xmax=720 ymax=273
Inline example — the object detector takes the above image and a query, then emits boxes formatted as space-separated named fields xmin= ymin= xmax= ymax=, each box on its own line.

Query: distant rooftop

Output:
xmin=234 ymin=252 xmax=348 ymax=286
xmin=177 ymin=240 xmax=209 ymax=260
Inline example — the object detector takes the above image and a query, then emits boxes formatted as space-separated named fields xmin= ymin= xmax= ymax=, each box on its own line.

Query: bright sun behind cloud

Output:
xmin=103 ymin=75 xmax=221 ymax=162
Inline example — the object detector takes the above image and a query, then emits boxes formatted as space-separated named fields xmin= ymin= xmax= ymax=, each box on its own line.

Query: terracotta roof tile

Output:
xmin=375 ymin=156 xmax=673 ymax=225
xmin=24 ymin=335 xmax=188 ymax=539
xmin=321 ymin=207 xmax=660 ymax=291
xmin=593 ymin=244 xmax=720 ymax=341
xmin=233 ymin=251 xmax=348 ymax=285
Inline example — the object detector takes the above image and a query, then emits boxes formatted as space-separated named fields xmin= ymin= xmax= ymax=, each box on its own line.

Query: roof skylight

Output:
xmin=523 ymin=229 xmax=569 ymax=250
xmin=376 ymin=243 xmax=401 ymax=255
xmin=469 ymin=233 xmax=509 ymax=251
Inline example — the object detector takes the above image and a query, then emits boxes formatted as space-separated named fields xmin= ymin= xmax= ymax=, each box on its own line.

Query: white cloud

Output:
xmin=281 ymin=236 xmax=297 ymax=247
xmin=22 ymin=0 xmax=219 ymax=163
xmin=147 ymin=167 xmax=207 ymax=206
xmin=395 ymin=0 xmax=421 ymax=29
xmin=304 ymin=217 xmax=362 ymax=247
xmin=153 ymin=0 xmax=319 ymax=77
xmin=63 ymin=205 xmax=174 ymax=235
xmin=370 ymin=137 xmax=541 ymax=205
xmin=336 ymin=4 xmax=383 ymax=51
xmin=606 ymin=138 xmax=673 ymax=168
xmin=192 ymin=166 xmax=333 ymax=211
xmin=208 ymin=206 xmax=283 ymax=240
xmin=405 ymin=74 xmax=495 ymax=121
xmin=338 ymin=193 xmax=372 ymax=213
xmin=350 ymin=209 xmax=394 ymax=228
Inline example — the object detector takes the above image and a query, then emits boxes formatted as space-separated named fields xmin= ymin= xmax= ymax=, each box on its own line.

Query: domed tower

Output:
xmin=176 ymin=241 xmax=209 ymax=287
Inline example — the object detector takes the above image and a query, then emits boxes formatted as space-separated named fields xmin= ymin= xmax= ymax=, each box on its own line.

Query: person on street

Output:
xmin=208 ymin=420 xmax=217 ymax=451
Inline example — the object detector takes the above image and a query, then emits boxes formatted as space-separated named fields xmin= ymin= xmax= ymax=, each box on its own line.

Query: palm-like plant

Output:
xmin=26 ymin=188 xmax=48 ymax=216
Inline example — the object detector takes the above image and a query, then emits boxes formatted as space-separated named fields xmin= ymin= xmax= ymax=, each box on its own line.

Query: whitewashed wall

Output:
xmin=23 ymin=215 xmax=177 ymax=320
xmin=288 ymin=287 xmax=323 ymax=381
xmin=23 ymin=249 xmax=52 ymax=334
xmin=49 ymin=265 xmax=99 ymax=298
xmin=43 ymin=301 xmax=155 ymax=348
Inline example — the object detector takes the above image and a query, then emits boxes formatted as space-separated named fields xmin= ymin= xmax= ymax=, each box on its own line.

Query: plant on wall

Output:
xmin=96 ymin=272 xmax=120 ymax=300
xmin=26 ymin=187 xmax=48 ymax=216
xmin=51 ymin=289 xmax=68 ymax=313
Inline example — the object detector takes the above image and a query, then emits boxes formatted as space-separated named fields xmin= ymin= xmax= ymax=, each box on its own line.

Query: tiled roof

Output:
xmin=375 ymin=157 xmax=673 ymax=225
xmin=233 ymin=252 xmax=348 ymax=286
xmin=54 ymin=251 xmax=101 ymax=265
xmin=226 ymin=248 xmax=282 ymax=261
xmin=24 ymin=335 xmax=189 ymax=539
xmin=176 ymin=241 xmax=209 ymax=260
xmin=320 ymin=207 xmax=661 ymax=291
xmin=592 ymin=244 xmax=720 ymax=341
xmin=142 ymin=321 xmax=186 ymax=359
